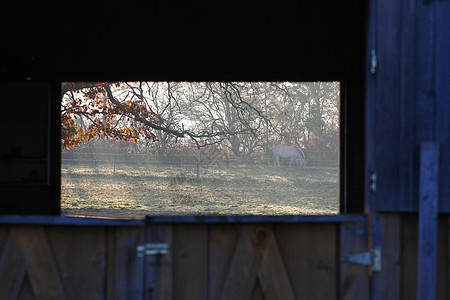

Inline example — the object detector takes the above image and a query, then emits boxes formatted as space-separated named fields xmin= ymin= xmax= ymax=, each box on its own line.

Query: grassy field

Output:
xmin=61 ymin=164 xmax=339 ymax=218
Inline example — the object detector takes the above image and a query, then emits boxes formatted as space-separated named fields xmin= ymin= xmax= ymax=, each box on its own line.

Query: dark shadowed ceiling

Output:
xmin=1 ymin=0 xmax=367 ymax=81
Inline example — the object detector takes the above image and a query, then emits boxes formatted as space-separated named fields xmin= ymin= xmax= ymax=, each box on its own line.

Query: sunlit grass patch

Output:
xmin=61 ymin=164 xmax=338 ymax=217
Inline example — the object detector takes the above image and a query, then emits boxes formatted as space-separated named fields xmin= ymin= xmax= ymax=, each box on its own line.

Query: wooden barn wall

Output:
xmin=374 ymin=213 xmax=450 ymax=300
xmin=0 ymin=222 xmax=353 ymax=300
xmin=0 ymin=0 xmax=367 ymax=215
xmin=372 ymin=0 xmax=450 ymax=212
xmin=0 ymin=215 xmax=449 ymax=299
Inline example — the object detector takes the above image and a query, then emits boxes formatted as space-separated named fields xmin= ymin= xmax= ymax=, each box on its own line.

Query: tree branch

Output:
xmin=105 ymin=83 xmax=186 ymax=138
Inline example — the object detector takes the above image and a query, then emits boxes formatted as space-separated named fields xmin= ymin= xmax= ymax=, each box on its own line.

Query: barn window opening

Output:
xmin=61 ymin=81 xmax=340 ymax=218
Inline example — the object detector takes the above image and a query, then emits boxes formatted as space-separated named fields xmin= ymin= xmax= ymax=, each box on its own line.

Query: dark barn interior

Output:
xmin=4 ymin=0 xmax=450 ymax=299
xmin=1 ymin=0 xmax=367 ymax=215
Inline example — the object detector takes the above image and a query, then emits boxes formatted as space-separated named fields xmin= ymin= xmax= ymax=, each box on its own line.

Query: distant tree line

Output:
xmin=62 ymin=81 xmax=339 ymax=157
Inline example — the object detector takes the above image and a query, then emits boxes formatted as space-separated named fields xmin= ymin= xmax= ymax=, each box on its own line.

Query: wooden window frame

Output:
xmin=53 ymin=77 xmax=365 ymax=219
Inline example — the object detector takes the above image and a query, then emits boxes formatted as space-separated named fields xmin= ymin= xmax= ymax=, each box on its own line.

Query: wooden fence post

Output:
xmin=417 ymin=141 xmax=439 ymax=300
xmin=196 ymin=148 xmax=201 ymax=180
xmin=113 ymin=152 xmax=117 ymax=176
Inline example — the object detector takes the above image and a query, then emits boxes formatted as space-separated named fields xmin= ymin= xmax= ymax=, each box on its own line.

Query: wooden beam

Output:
xmin=219 ymin=225 xmax=295 ymax=300
xmin=145 ymin=225 xmax=173 ymax=300
xmin=340 ymin=222 xmax=369 ymax=300
xmin=258 ymin=229 xmax=295 ymax=300
xmin=12 ymin=227 xmax=67 ymax=299
xmin=173 ymin=225 xmax=208 ymax=300
xmin=0 ymin=230 xmax=27 ymax=300
xmin=417 ymin=142 xmax=440 ymax=300
xmin=219 ymin=225 xmax=270 ymax=300
xmin=0 ymin=214 xmax=367 ymax=226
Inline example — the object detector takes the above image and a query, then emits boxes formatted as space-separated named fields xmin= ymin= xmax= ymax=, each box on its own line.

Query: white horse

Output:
xmin=272 ymin=145 xmax=306 ymax=167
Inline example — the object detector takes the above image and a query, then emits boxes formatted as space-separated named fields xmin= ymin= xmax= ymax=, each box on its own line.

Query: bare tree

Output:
xmin=62 ymin=81 xmax=339 ymax=158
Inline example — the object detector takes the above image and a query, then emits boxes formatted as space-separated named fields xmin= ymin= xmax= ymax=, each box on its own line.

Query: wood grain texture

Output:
xmin=398 ymin=0 xmax=416 ymax=211
xmin=401 ymin=214 xmax=418 ymax=300
xmin=371 ymin=214 xmax=401 ymax=300
xmin=400 ymin=214 xmax=450 ymax=300
xmin=12 ymin=226 xmax=67 ymax=300
xmin=216 ymin=224 xmax=294 ymax=300
xmin=370 ymin=0 xmax=450 ymax=213
xmin=112 ymin=227 xmax=146 ymax=300
xmin=46 ymin=227 xmax=107 ymax=300
xmin=375 ymin=0 xmax=402 ymax=211
xmin=434 ymin=0 xmax=450 ymax=212
xmin=209 ymin=225 xmax=239 ymax=300
xmin=274 ymin=224 xmax=337 ymax=299
xmin=0 ymin=228 xmax=27 ymax=300
xmin=258 ymin=227 xmax=295 ymax=300
xmin=417 ymin=142 xmax=439 ymax=300
xmin=173 ymin=224 xmax=208 ymax=300
xmin=5 ymin=216 xmax=450 ymax=299
xmin=145 ymin=225 xmax=173 ymax=300
xmin=436 ymin=216 xmax=448 ymax=300
xmin=340 ymin=222 xmax=369 ymax=300
xmin=219 ymin=225 xmax=272 ymax=300
xmin=106 ymin=228 xmax=117 ymax=300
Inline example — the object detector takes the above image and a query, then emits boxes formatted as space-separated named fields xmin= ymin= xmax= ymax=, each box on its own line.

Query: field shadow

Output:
xmin=61 ymin=164 xmax=339 ymax=217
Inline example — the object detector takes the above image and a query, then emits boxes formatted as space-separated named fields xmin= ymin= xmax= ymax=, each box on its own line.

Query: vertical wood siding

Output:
xmin=372 ymin=0 xmax=450 ymax=212
xmin=0 ymin=223 xmax=340 ymax=299
xmin=1 ymin=215 xmax=449 ymax=299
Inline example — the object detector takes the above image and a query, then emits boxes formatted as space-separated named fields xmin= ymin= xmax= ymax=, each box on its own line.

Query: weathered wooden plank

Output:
xmin=0 ymin=215 xmax=145 ymax=226
xmin=274 ymin=224 xmax=336 ymax=299
xmin=209 ymin=225 xmax=296 ymax=299
xmin=436 ymin=216 xmax=447 ymax=300
xmin=249 ymin=279 xmax=264 ymax=300
xmin=400 ymin=215 xmax=450 ymax=300
xmin=417 ymin=142 xmax=439 ymax=300
xmin=414 ymin=3 xmax=437 ymax=144
xmin=209 ymin=225 xmax=239 ymax=300
xmin=12 ymin=226 xmax=67 ymax=299
xmin=173 ymin=224 xmax=208 ymax=300
xmin=375 ymin=0 xmax=402 ymax=211
xmin=145 ymin=225 xmax=173 ymax=300
xmin=0 ymin=226 xmax=9 ymax=249
xmin=367 ymin=0 xmax=449 ymax=215
xmin=106 ymin=228 xmax=117 ymax=300
xmin=0 ymin=229 xmax=27 ymax=300
xmin=398 ymin=0 xmax=416 ymax=211
xmin=46 ymin=227 xmax=107 ymax=299
xmin=364 ymin=0 xmax=377 ymax=210
xmin=371 ymin=214 xmax=401 ymax=300
xmin=435 ymin=1 xmax=450 ymax=212
xmin=219 ymin=225 xmax=272 ymax=300
xmin=400 ymin=214 xmax=418 ymax=300
xmin=0 ymin=214 xmax=367 ymax=225
xmin=17 ymin=275 xmax=34 ymax=300
xmin=112 ymin=227 xmax=146 ymax=300
xmin=258 ymin=228 xmax=295 ymax=300
xmin=146 ymin=215 xmax=367 ymax=224
xmin=447 ymin=216 xmax=450 ymax=300
xmin=340 ymin=222 xmax=369 ymax=300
